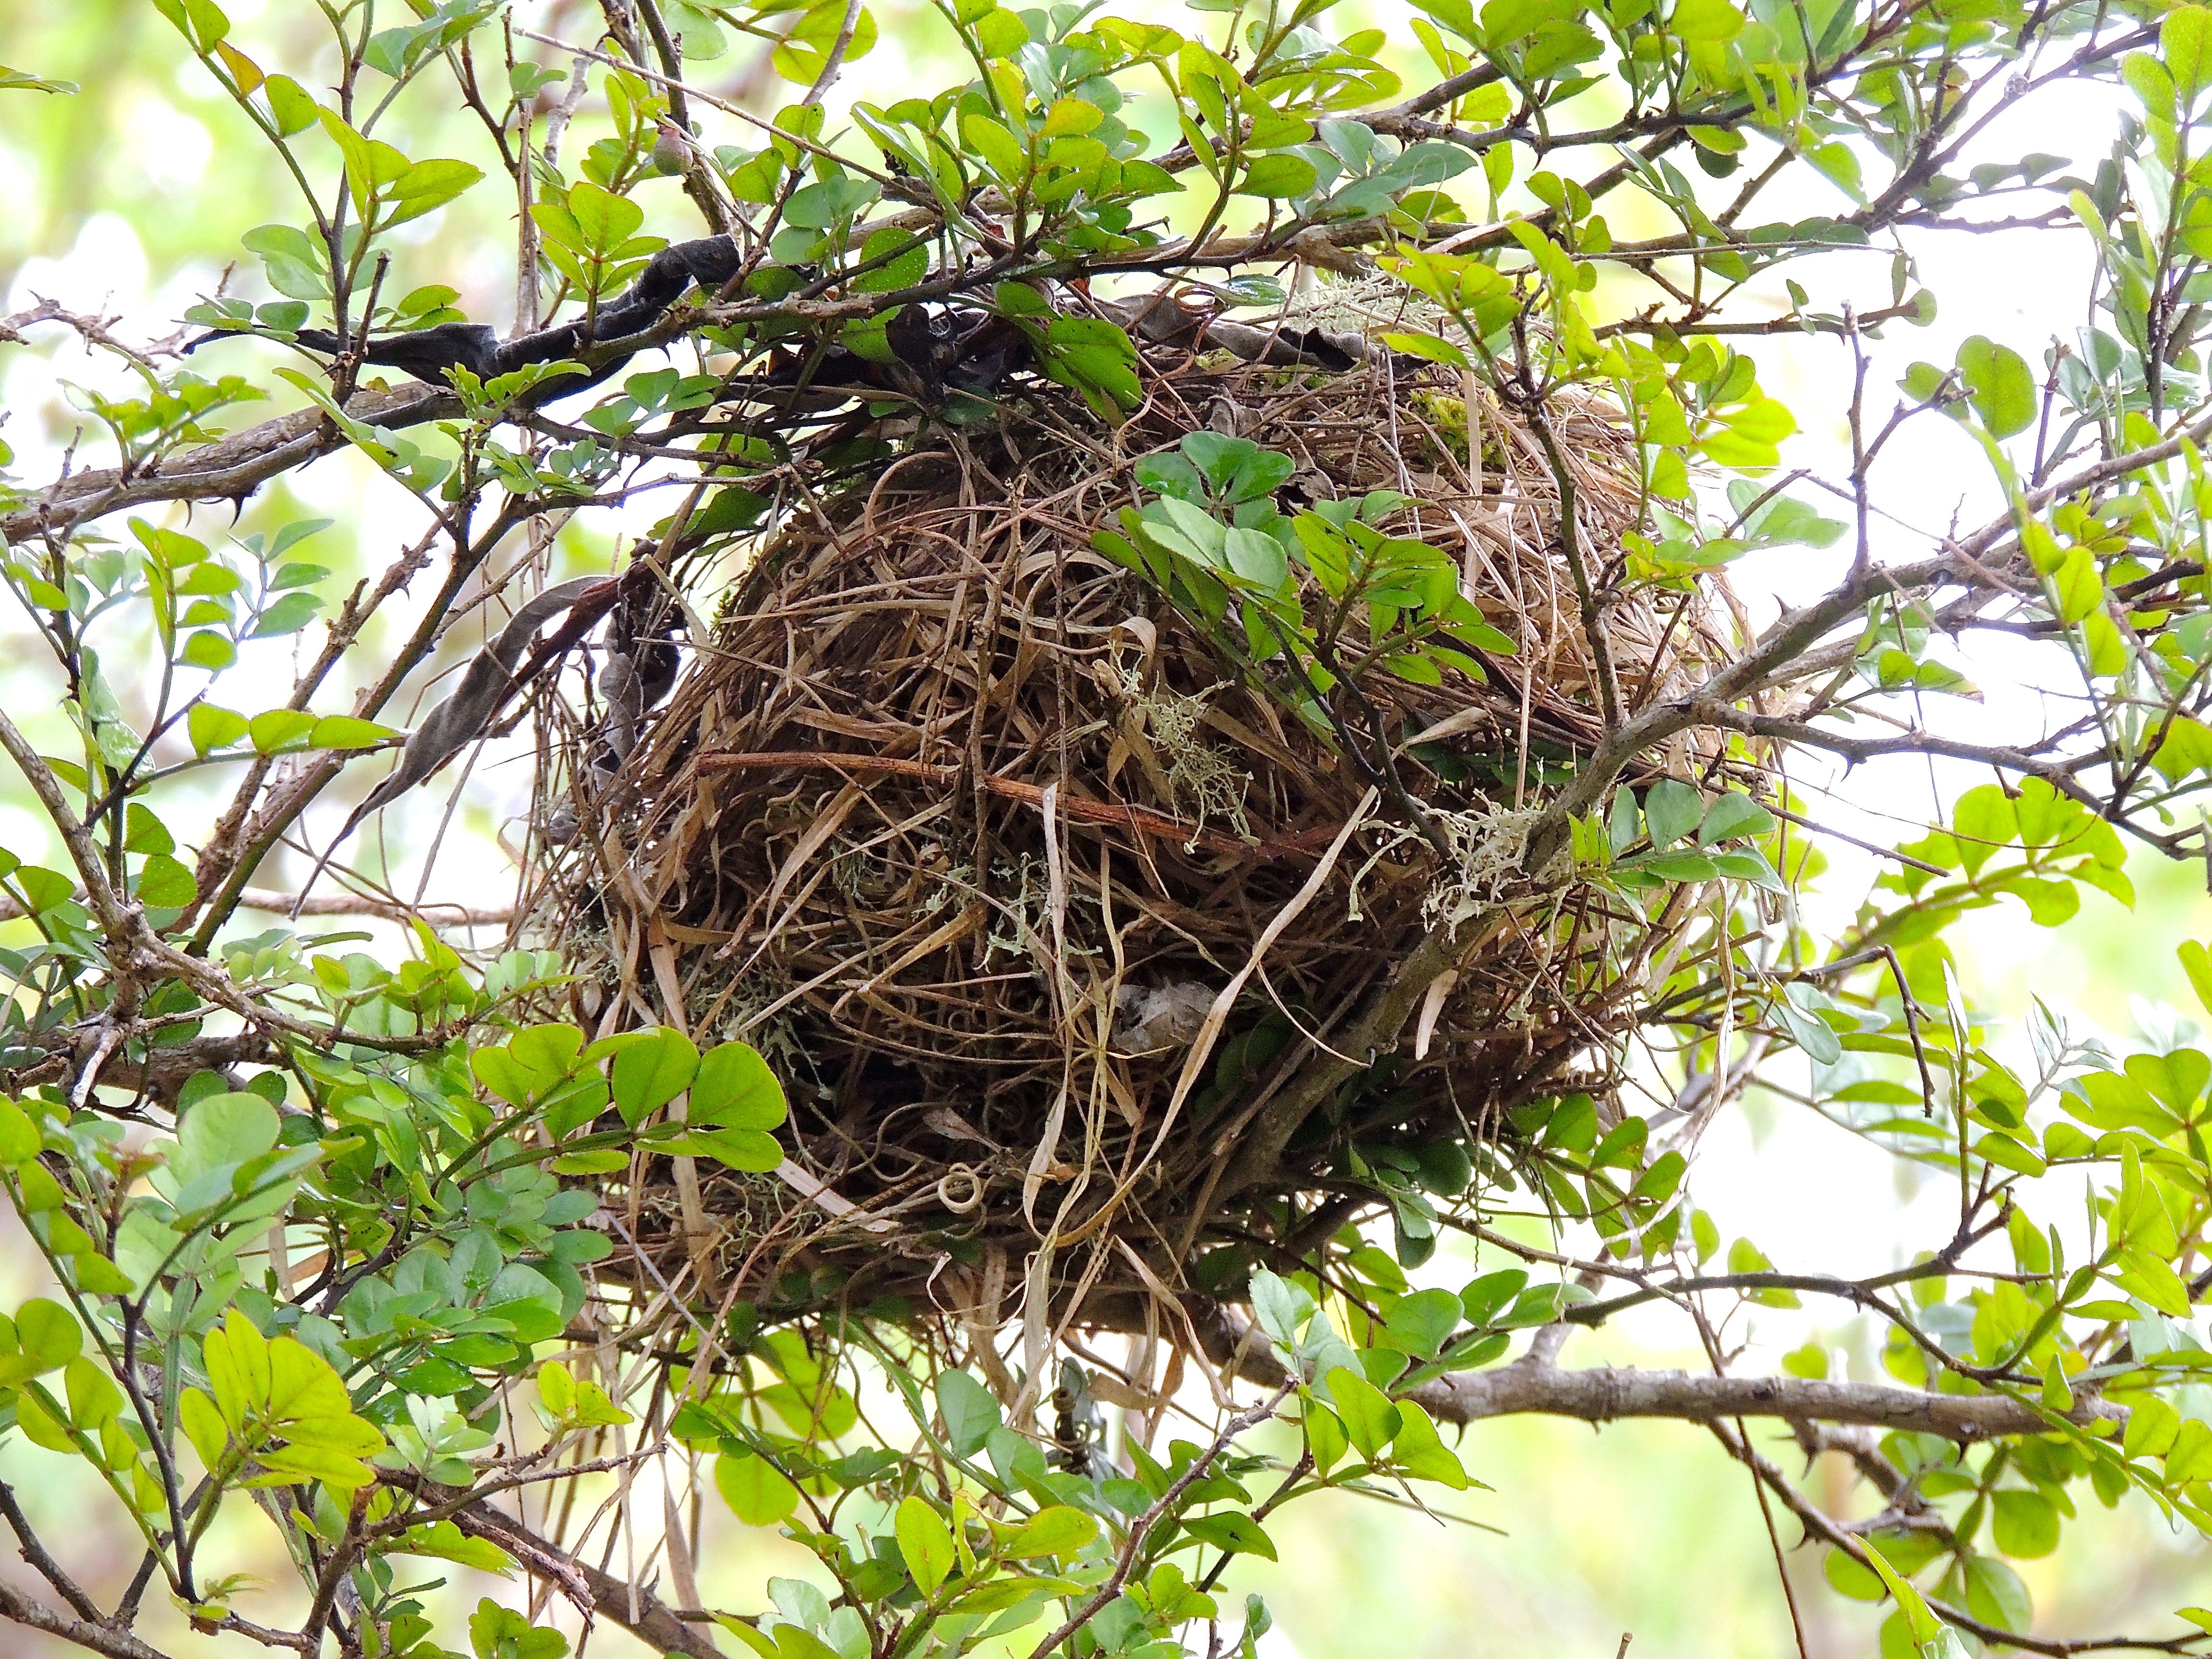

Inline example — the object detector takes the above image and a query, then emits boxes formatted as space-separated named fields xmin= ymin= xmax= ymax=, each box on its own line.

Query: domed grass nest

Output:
xmin=538 ymin=296 xmax=1735 ymax=1351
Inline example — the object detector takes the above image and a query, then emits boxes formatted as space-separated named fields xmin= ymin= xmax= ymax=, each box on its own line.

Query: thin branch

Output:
xmin=0 ymin=1482 xmax=108 ymax=1625
xmin=1025 ymin=1384 xmax=1294 ymax=1659
xmin=1709 ymin=1418 xmax=2208 ymax=1656
xmin=431 ymin=1492 xmax=723 ymax=1659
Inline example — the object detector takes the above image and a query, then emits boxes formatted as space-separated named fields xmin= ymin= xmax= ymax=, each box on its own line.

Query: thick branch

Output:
xmin=1408 ymin=1358 xmax=2116 ymax=1443
xmin=1169 ymin=1292 xmax=2110 ymax=1443
xmin=0 ymin=385 xmax=452 ymax=545
xmin=0 ymin=1580 xmax=172 ymax=1659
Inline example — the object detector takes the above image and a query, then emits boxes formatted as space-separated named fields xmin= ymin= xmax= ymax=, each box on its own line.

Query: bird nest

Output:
xmin=538 ymin=305 xmax=1733 ymax=1353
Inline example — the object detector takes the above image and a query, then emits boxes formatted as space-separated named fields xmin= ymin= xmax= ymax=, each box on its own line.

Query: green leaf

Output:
xmin=1774 ymin=986 xmax=1842 ymax=1065
xmin=2167 ymin=1 xmax=2212 ymax=103
xmin=309 ymin=716 xmax=398 ymax=750
xmin=249 ymin=590 xmax=324 ymax=639
xmin=1323 ymin=1365 xmax=1399 ymax=1460
xmin=2179 ymin=941 xmax=2212 ymax=1020
xmin=1963 ymin=1554 xmax=2031 ymax=1633
xmin=691 ymin=1129 xmax=784 ymax=1171
xmin=1859 ymin=1539 xmax=1942 ymax=1645
xmin=936 ymin=1369 xmax=1001 ymax=1456
xmin=179 ymin=1386 xmax=228 ymax=1471
xmin=384 ymin=158 xmax=483 ymax=227
xmin=1381 ymin=330 xmax=1470 ymax=369
xmin=1004 ymin=1505 xmax=1098 ymax=1559
xmin=1710 ymin=850 xmax=1784 ymax=889
xmin=1825 ymin=1546 xmax=1886 ymax=1601
xmin=960 ymin=110 xmax=1026 ymax=183
xmin=2126 ymin=1394 xmax=2181 ymax=1460
xmin=1642 ymin=779 xmax=1703 ymax=846
xmin=1460 ymin=1268 xmax=1527 ymax=1325
xmin=1807 ymin=142 xmax=1863 ymax=202
xmin=538 ymin=1360 xmax=577 ymax=1416
xmin=1236 ymin=153 xmax=1318 ymax=198
xmin=1224 ymin=527 xmax=1288 ymax=590
xmin=1495 ymin=1282 xmax=1580 ymax=1328
xmin=1696 ymin=792 xmax=1774 ymax=845
xmin=897 ymin=1493 xmax=955 ymax=1595
xmin=14 ymin=867 xmax=73 ymax=914
xmin=690 ymin=1041 xmax=787 ymax=1130
xmin=1042 ymin=96 xmax=1102 ymax=139
xmin=551 ymin=1150 xmax=627 ymax=1175
xmin=248 ymin=709 xmax=317 ymax=754
xmin=1042 ymin=316 xmax=1141 ymax=413
xmin=2115 ymin=1251 xmax=2192 ymax=1319
xmin=265 ymin=1332 xmax=368 ymax=1428
xmin=2128 ymin=50 xmax=2178 ymax=118
xmin=396 ymin=1519 xmax=515 ymax=1575
xmin=1990 ymin=1490 xmax=2059 ymax=1559
xmin=608 ymin=1027 xmax=699 ymax=1126
xmin=1630 ymin=1150 xmax=1687 ymax=1206
xmin=971 ymin=6 xmax=1029 ymax=56
xmin=12 ymin=1300 xmax=81 ymax=1370
xmin=0 ymin=65 xmax=78 ymax=95
xmin=1384 ymin=1399 xmax=1468 ymax=1489
xmin=1956 ymin=335 xmax=2035 ymax=439
xmin=716 ymin=1449 xmax=800 ymax=1525
xmin=1181 ymin=1511 xmax=1278 ymax=1559
xmin=1781 ymin=1342 xmax=1829 ymax=1379
xmin=852 ymin=227 xmax=928 ymax=294
xmin=188 ymin=704 xmax=249 ymax=755
xmin=564 ymin=179 xmax=645 ymax=251
xmin=1384 ymin=1288 xmax=1465 ymax=1358
xmin=785 ymin=177 xmax=879 ymax=230
xmin=262 ymin=72 xmax=317 ymax=135
xmin=124 ymin=803 xmax=174 ymax=854
xmin=1669 ymin=0 xmax=1744 ymax=42
xmin=0 ymin=1100 xmax=41 ymax=1165
xmin=138 ymin=854 xmax=198 ymax=908
xmin=182 ymin=632 xmax=238 ymax=672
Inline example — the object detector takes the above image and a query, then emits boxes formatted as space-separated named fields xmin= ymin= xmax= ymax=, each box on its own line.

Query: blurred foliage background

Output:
xmin=1 ymin=0 xmax=2209 ymax=1655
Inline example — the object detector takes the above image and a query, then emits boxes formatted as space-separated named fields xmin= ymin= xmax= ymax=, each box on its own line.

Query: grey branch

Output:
xmin=0 ymin=1579 xmax=173 ymax=1659
xmin=442 ymin=1498 xmax=721 ymax=1659
xmin=1407 ymin=1358 xmax=2116 ymax=1443
xmin=0 ymin=384 xmax=454 ymax=545
xmin=1179 ymin=1301 xmax=2116 ymax=1444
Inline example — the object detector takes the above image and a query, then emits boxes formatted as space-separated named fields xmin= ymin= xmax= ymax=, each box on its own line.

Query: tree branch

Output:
xmin=435 ymin=1494 xmax=722 ymax=1659
xmin=0 ymin=1580 xmax=173 ymax=1659
xmin=1408 ymin=1357 xmax=2115 ymax=1443
xmin=1165 ymin=1298 xmax=2100 ymax=1444
xmin=1710 ymin=1417 xmax=2204 ymax=1656
xmin=0 ymin=1481 xmax=108 ymax=1625
xmin=0 ymin=385 xmax=454 ymax=545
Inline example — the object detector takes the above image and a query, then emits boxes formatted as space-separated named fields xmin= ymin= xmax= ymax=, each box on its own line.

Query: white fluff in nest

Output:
xmin=1108 ymin=981 xmax=1217 ymax=1055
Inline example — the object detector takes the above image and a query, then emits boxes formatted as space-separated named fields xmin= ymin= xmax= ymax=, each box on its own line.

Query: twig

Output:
xmin=0 ymin=1482 xmax=108 ymax=1625
xmin=1025 ymin=1383 xmax=1294 ymax=1659
xmin=1709 ymin=1418 xmax=2208 ymax=1656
